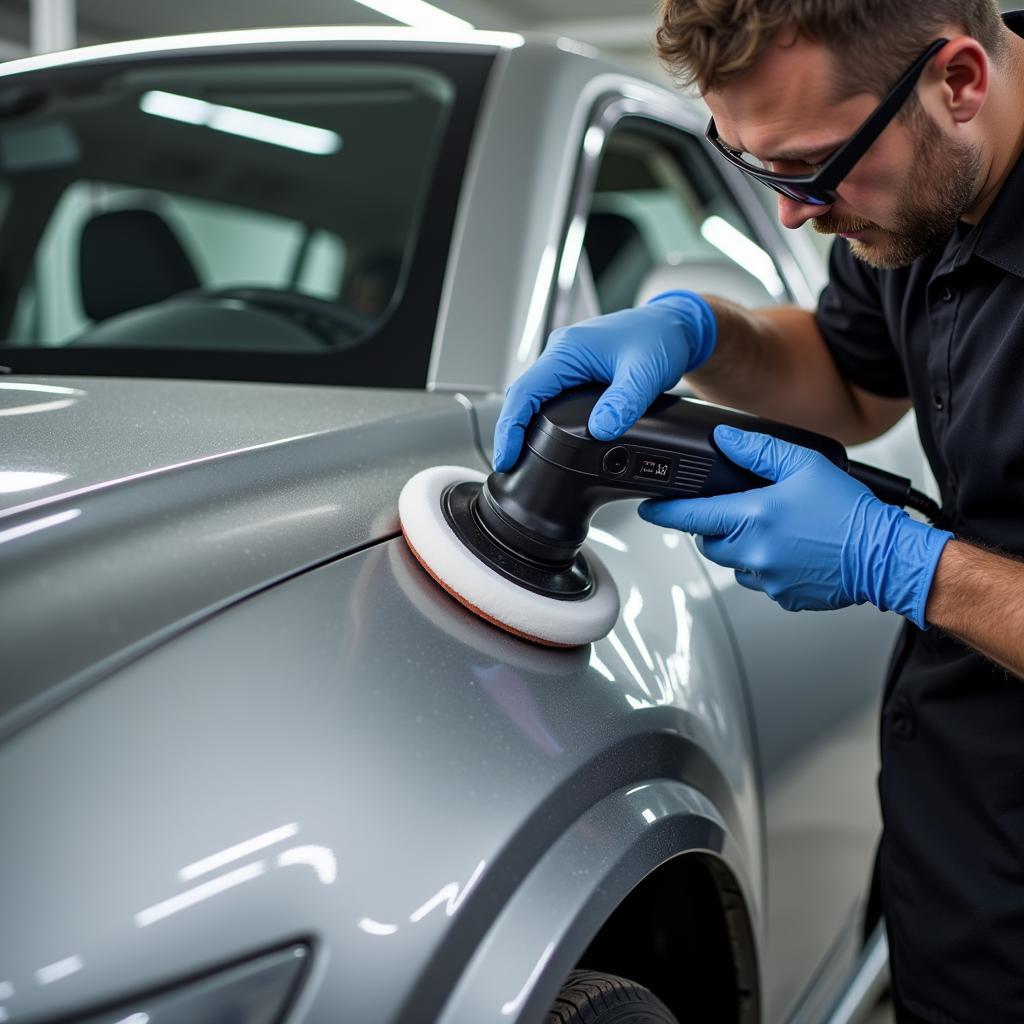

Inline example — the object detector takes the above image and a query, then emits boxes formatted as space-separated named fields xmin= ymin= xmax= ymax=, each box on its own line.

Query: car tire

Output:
xmin=546 ymin=970 xmax=679 ymax=1023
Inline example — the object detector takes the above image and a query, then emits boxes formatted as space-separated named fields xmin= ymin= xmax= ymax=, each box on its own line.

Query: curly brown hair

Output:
xmin=655 ymin=0 xmax=1006 ymax=98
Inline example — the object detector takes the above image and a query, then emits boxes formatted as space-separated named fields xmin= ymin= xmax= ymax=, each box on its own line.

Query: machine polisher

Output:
xmin=399 ymin=386 xmax=942 ymax=648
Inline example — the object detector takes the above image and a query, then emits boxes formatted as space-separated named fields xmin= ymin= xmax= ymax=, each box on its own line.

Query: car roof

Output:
xmin=0 ymin=28 xmax=554 ymax=77
xmin=0 ymin=27 xmax=674 ymax=95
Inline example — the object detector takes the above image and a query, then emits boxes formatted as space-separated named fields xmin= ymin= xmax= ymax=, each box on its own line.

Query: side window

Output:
xmin=583 ymin=118 xmax=787 ymax=315
xmin=8 ymin=181 xmax=346 ymax=347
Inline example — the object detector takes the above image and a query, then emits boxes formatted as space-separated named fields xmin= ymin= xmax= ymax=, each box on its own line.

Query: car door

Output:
xmin=552 ymin=103 xmax=914 ymax=1021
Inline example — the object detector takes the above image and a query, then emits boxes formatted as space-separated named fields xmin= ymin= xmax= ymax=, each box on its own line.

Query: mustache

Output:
xmin=812 ymin=213 xmax=880 ymax=235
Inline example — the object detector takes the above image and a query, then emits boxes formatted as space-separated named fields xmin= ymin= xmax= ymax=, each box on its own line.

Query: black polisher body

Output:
xmin=450 ymin=386 xmax=909 ymax=601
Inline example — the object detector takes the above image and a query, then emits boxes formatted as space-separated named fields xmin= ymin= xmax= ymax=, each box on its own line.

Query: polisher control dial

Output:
xmin=601 ymin=446 xmax=629 ymax=476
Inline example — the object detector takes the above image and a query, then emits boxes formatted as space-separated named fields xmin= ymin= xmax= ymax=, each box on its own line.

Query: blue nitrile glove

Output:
xmin=638 ymin=425 xmax=954 ymax=628
xmin=492 ymin=290 xmax=717 ymax=472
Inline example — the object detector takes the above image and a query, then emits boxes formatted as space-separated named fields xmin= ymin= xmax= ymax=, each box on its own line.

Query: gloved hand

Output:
xmin=638 ymin=425 xmax=954 ymax=628
xmin=492 ymin=290 xmax=717 ymax=472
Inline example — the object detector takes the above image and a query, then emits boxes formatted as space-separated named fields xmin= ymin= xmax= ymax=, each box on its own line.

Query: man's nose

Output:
xmin=778 ymin=194 xmax=833 ymax=230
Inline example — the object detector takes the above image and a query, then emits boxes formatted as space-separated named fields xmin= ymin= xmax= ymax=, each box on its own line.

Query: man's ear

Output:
xmin=932 ymin=36 xmax=988 ymax=125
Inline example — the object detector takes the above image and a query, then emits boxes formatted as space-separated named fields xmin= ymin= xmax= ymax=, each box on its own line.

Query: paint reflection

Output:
xmin=0 ymin=508 xmax=80 ymax=545
xmin=358 ymin=859 xmax=487 ymax=941
xmin=409 ymin=858 xmax=486 ymax=922
xmin=135 ymin=823 xmax=334 ymax=929
xmin=594 ymin=577 xmax=714 ymax=723
xmin=0 ymin=471 xmax=66 ymax=494
xmin=0 ymin=382 xmax=85 ymax=417
xmin=35 ymin=956 xmax=82 ymax=985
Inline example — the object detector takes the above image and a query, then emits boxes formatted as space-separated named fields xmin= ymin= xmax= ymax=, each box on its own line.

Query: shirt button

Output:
xmin=888 ymin=696 xmax=916 ymax=739
xmin=942 ymin=286 xmax=955 ymax=302
xmin=933 ymin=392 xmax=945 ymax=411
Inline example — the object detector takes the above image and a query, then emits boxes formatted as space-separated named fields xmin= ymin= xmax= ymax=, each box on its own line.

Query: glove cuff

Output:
xmin=645 ymin=289 xmax=718 ymax=373
xmin=874 ymin=511 xmax=954 ymax=630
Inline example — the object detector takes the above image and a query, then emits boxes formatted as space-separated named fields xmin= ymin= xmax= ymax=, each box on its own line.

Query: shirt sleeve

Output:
xmin=814 ymin=240 xmax=909 ymax=398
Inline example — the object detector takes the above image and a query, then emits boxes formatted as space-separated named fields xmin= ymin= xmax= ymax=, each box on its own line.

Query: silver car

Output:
xmin=0 ymin=27 xmax=928 ymax=1024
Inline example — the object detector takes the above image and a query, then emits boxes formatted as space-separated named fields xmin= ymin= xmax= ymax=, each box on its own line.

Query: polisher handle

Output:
xmin=526 ymin=385 xmax=849 ymax=500
xmin=480 ymin=385 xmax=916 ymax=565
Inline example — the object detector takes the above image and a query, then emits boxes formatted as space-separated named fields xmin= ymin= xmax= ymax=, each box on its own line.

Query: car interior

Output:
xmin=0 ymin=58 xmax=455 ymax=351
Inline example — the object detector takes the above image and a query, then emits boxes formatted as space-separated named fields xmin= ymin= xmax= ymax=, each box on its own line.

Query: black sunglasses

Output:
xmin=706 ymin=37 xmax=949 ymax=206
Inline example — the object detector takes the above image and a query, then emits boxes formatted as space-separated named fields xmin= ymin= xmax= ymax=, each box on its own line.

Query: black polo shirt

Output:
xmin=815 ymin=16 xmax=1024 ymax=555
xmin=812 ymin=16 xmax=1024 ymax=1023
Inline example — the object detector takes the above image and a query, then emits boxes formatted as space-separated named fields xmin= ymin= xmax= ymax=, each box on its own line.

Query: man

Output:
xmin=493 ymin=2 xmax=1024 ymax=1021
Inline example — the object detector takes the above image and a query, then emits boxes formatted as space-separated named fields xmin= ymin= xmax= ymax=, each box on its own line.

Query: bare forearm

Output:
xmin=926 ymin=540 xmax=1024 ymax=679
xmin=687 ymin=298 xmax=907 ymax=446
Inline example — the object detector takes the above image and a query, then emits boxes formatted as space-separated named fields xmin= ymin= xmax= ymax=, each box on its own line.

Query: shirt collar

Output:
xmin=957 ymin=10 xmax=1024 ymax=278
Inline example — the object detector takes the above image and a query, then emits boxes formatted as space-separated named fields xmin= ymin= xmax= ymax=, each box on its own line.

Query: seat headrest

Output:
xmin=79 ymin=208 xmax=200 ymax=322
xmin=635 ymin=254 xmax=778 ymax=310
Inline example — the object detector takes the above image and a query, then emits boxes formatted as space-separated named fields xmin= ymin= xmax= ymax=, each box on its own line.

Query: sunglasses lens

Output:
xmin=768 ymin=182 xmax=832 ymax=206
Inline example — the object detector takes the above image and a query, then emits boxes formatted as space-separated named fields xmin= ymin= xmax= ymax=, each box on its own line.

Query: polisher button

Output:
xmin=602 ymin=445 xmax=629 ymax=476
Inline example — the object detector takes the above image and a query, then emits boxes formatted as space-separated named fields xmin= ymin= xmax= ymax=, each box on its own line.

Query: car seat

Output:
xmin=79 ymin=208 xmax=200 ymax=322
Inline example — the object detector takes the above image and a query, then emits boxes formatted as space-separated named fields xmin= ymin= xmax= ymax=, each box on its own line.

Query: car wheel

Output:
xmin=546 ymin=970 xmax=679 ymax=1023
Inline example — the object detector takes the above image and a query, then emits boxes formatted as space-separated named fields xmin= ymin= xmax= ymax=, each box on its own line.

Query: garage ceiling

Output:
xmin=0 ymin=0 xmax=1020 ymax=70
xmin=0 ymin=0 xmax=661 ymax=57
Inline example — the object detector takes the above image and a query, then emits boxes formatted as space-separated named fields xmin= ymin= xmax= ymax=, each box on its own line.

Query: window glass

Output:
xmin=584 ymin=119 xmax=788 ymax=315
xmin=0 ymin=58 xmax=454 ymax=355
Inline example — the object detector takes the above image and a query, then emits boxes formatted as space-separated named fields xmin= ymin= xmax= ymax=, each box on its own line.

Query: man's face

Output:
xmin=705 ymin=34 xmax=983 ymax=269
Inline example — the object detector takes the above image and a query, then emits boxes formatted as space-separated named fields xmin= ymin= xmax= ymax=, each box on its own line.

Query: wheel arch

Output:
xmin=432 ymin=778 xmax=761 ymax=1024
xmin=576 ymin=850 xmax=759 ymax=1024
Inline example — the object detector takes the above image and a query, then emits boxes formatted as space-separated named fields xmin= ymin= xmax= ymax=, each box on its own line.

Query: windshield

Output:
xmin=0 ymin=48 xmax=492 ymax=387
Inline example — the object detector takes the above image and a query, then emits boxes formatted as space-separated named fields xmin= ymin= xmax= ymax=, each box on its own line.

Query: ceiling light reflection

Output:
xmin=0 ymin=471 xmax=67 ymax=494
xmin=608 ymin=629 xmax=650 ymax=697
xmin=0 ymin=381 xmax=86 ymax=417
xmin=0 ymin=508 xmax=80 ymax=545
xmin=501 ymin=941 xmax=555 ymax=1016
xmin=701 ymin=216 xmax=785 ymax=298
xmin=622 ymin=587 xmax=653 ymax=671
xmin=135 ymin=862 xmax=266 ymax=928
xmin=588 ymin=646 xmax=616 ymax=682
xmin=588 ymin=527 xmax=628 ymax=553
xmin=179 ymin=822 xmax=298 ymax=881
xmin=359 ymin=918 xmax=399 ymax=936
xmin=558 ymin=214 xmax=587 ymax=291
xmin=625 ymin=693 xmax=653 ymax=710
xmin=409 ymin=859 xmax=486 ymax=923
xmin=276 ymin=845 xmax=337 ymax=885
xmin=583 ymin=125 xmax=605 ymax=158
xmin=35 ymin=956 xmax=82 ymax=985
xmin=141 ymin=91 xmax=342 ymax=156
xmin=0 ymin=382 xmax=82 ymax=395
xmin=518 ymin=245 xmax=557 ymax=362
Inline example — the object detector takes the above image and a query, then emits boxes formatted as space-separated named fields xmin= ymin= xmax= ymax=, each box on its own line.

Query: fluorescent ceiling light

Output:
xmin=140 ymin=90 xmax=342 ymax=156
xmin=352 ymin=0 xmax=473 ymax=32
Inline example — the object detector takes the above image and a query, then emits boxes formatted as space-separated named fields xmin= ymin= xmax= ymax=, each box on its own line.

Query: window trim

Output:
xmin=546 ymin=91 xmax=817 ymax=339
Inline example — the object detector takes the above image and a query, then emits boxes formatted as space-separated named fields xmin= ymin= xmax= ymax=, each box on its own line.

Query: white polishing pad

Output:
xmin=398 ymin=466 xmax=620 ymax=648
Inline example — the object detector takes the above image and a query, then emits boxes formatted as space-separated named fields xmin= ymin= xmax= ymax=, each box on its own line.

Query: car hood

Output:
xmin=0 ymin=376 xmax=462 ymax=515
xmin=0 ymin=375 xmax=489 ymax=740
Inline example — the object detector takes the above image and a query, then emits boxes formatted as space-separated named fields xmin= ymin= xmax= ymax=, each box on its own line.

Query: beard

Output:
xmin=813 ymin=107 xmax=983 ymax=269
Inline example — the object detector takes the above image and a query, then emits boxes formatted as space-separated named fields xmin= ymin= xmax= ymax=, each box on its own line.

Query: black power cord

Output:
xmin=848 ymin=460 xmax=949 ymax=529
